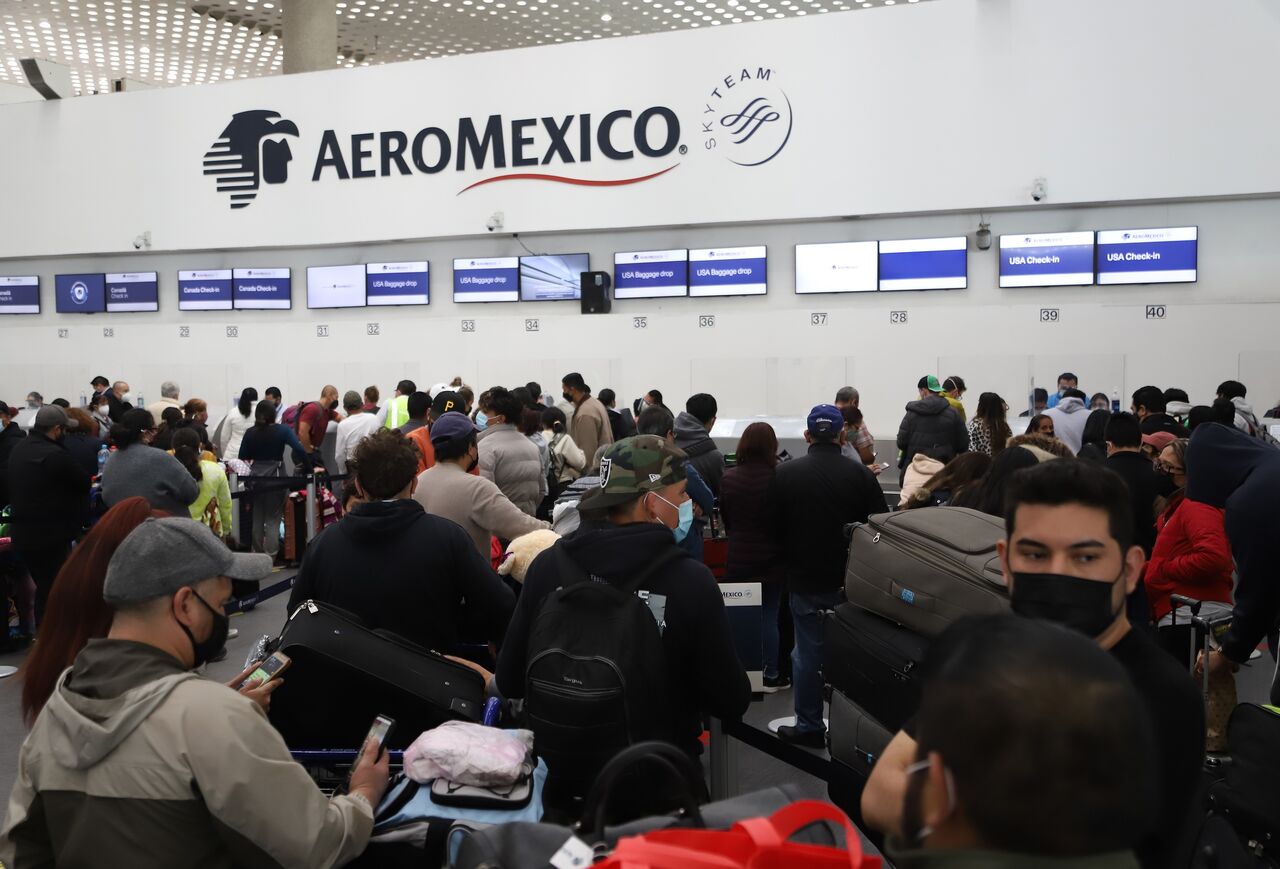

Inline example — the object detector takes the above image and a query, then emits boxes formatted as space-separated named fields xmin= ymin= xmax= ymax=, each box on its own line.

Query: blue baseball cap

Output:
xmin=807 ymin=404 xmax=843 ymax=438
xmin=429 ymin=411 xmax=477 ymax=445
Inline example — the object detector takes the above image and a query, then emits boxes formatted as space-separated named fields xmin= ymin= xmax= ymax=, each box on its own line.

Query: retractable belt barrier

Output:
xmin=709 ymin=716 xmax=835 ymax=802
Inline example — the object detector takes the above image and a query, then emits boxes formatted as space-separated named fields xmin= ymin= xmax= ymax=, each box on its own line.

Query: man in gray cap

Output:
xmin=5 ymin=404 xmax=91 ymax=624
xmin=0 ymin=517 xmax=390 ymax=868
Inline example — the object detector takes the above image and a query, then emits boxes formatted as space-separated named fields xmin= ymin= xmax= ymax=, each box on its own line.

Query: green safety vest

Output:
xmin=384 ymin=395 xmax=410 ymax=430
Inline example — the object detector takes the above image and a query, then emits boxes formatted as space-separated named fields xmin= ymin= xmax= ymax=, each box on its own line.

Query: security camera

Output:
xmin=485 ymin=211 xmax=504 ymax=233
xmin=132 ymin=230 xmax=152 ymax=250
xmin=1031 ymin=177 xmax=1047 ymax=203
xmin=975 ymin=221 xmax=992 ymax=251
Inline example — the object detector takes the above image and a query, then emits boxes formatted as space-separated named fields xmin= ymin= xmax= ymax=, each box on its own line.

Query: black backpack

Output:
xmin=523 ymin=543 xmax=684 ymax=811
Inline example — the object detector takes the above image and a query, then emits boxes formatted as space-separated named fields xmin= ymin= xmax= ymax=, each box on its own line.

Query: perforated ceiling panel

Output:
xmin=0 ymin=0 xmax=937 ymax=96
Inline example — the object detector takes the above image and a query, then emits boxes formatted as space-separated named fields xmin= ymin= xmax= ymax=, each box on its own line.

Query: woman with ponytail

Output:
xmin=217 ymin=387 xmax=258 ymax=460
xmin=173 ymin=428 xmax=233 ymax=538
xmin=101 ymin=408 xmax=200 ymax=515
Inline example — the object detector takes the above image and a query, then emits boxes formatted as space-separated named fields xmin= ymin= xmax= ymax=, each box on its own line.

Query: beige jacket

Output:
xmin=1 ymin=638 xmax=373 ymax=869
xmin=898 ymin=453 xmax=946 ymax=508
xmin=415 ymin=461 xmax=548 ymax=556
xmin=570 ymin=396 xmax=614 ymax=467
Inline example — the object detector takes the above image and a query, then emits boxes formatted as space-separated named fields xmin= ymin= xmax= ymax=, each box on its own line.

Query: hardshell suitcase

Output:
xmin=827 ymin=688 xmax=893 ymax=836
xmin=269 ymin=600 xmax=485 ymax=750
xmin=844 ymin=507 xmax=1008 ymax=638
xmin=823 ymin=602 xmax=929 ymax=732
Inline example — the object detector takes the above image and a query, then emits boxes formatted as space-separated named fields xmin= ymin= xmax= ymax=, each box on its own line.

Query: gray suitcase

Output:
xmin=844 ymin=507 xmax=1009 ymax=638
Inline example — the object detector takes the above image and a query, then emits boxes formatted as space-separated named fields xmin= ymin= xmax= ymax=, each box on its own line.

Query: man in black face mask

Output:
xmin=1 ymin=517 xmax=390 ymax=867
xmin=863 ymin=460 xmax=1203 ymax=869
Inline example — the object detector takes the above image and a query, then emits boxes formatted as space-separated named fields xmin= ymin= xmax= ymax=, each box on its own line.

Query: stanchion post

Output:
xmin=709 ymin=717 xmax=740 ymax=800
xmin=305 ymin=474 xmax=318 ymax=542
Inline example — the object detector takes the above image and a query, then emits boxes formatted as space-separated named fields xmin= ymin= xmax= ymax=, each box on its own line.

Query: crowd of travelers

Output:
xmin=0 ymin=367 xmax=1276 ymax=868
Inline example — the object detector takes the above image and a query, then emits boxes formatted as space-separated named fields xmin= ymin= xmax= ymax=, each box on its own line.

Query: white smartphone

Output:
xmin=364 ymin=714 xmax=395 ymax=760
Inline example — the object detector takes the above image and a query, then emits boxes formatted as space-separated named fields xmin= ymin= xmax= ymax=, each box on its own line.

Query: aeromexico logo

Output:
xmin=203 ymin=65 xmax=792 ymax=209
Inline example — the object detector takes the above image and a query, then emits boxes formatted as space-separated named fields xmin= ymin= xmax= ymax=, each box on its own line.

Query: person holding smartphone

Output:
xmin=1 ymin=517 xmax=390 ymax=869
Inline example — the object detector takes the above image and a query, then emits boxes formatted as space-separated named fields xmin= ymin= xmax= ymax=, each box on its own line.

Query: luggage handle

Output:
xmin=579 ymin=741 xmax=707 ymax=837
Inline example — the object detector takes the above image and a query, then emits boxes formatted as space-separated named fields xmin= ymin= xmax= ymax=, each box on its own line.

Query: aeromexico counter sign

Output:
xmin=201 ymin=66 xmax=792 ymax=210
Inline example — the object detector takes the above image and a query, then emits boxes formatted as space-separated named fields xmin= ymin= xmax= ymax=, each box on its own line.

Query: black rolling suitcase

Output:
xmin=826 ymin=687 xmax=892 ymax=841
xmin=1189 ymin=704 xmax=1280 ymax=868
xmin=822 ymin=602 xmax=929 ymax=734
xmin=268 ymin=600 xmax=486 ymax=750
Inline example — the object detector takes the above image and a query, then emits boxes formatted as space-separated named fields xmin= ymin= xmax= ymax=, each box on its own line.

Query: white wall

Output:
xmin=1 ymin=0 xmax=1278 ymax=258
xmin=1 ymin=196 xmax=1278 ymax=433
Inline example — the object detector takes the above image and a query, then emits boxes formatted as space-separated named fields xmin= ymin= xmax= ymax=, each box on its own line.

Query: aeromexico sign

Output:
xmin=202 ymin=65 xmax=791 ymax=210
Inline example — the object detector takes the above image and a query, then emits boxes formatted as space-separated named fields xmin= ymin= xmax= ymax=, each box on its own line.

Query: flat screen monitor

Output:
xmin=55 ymin=273 xmax=106 ymax=313
xmin=366 ymin=261 xmax=429 ymax=306
xmin=105 ymin=272 xmax=159 ymax=312
xmin=233 ymin=268 xmax=292 ymax=309
xmin=1096 ymin=226 xmax=1197 ymax=285
xmin=878 ymin=236 xmax=968 ymax=291
xmin=178 ymin=270 xmax=233 ymax=311
xmin=519 ymin=254 xmax=589 ymax=301
xmin=794 ymin=241 xmax=877 ymax=294
xmin=0 ymin=276 xmax=39 ymax=315
xmin=689 ymin=246 xmax=767 ymax=297
xmin=453 ymin=257 xmax=519 ymax=303
xmin=306 ymin=264 xmax=366 ymax=309
xmin=613 ymin=249 xmax=689 ymax=299
xmin=998 ymin=232 xmax=1095 ymax=288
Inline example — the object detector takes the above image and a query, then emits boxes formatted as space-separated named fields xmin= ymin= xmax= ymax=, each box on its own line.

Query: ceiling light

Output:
xmin=601 ymin=11 xmax=612 ymax=19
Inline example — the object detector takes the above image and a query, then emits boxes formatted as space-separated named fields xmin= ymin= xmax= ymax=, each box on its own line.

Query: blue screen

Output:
xmin=55 ymin=273 xmax=106 ymax=313
xmin=0 ymin=276 xmax=40 ymax=315
xmin=178 ymin=270 xmax=233 ymax=311
xmin=998 ymin=232 xmax=1095 ymax=288
xmin=454 ymin=257 xmax=519 ymax=303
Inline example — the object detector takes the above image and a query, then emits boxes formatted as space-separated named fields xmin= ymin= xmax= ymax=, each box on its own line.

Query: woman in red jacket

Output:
xmin=1146 ymin=438 xmax=1234 ymax=664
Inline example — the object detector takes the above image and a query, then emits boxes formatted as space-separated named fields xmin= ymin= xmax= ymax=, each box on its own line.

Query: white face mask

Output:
xmin=122 ymin=392 xmax=135 ymax=403
xmin=904 ymin=758 xmax=957 ymax=843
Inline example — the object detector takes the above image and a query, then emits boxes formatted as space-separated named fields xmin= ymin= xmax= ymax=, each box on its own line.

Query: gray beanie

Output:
xmin=103 ymin=517 xmax=273 ymax=605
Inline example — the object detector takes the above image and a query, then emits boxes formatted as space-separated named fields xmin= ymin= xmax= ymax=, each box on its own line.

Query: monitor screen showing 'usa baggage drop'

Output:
xmin=878 ymin=237 xmax=968 ymax=292
xmin=0 ymin=276 xmax=39 ymax=315
xmin=366 ymin=261 xmax=429 ymax=306
xmin=454 ymin=257 xmax=519 ymax=303
xmin=794 ymin=242 xmax=877 ymax=294
xmin=178 ymin=270 xmax=233 ymax=311
xmin=998 ymin=232 xmax=1095 ymax=288
xmin=689 ymin=246 xmax=767 ymax=297
xmin=105 ymin=272 xmax=159 ymax=313
xmin=613 ymin=249 xmax=689 ymax=299
xmin=233 ymin=268 xmax=292 ymax=309
xmin=1096 ymin=226 xmax=1197 ymax=285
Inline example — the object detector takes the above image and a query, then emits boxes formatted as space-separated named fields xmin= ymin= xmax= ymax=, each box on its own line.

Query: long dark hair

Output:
xmin=1081 ymin=409 xmax=1110 ymax=448
xmin=110 ymin=408 xmax=155 ymax=450
xmin=19 ymin=497 xmax=161 ymax=724
xmin=253 ymin=399 xmax=277 ymax=428
xmin=735 ymin=421 xmax=778 ymax=468
xmin=542 ymin=406 xmax=568 ymax=433
xmin=172 ymin=427 xmax=203 ymax=482
xmin=904 ymin=452 xmax=992 ymax=510
xmin=238 ymin=387 xmax=259 ymax=418
xmin=952 ymin=446 xmax=1040 ymax=517
xmin=1026 ymin=414 xmax=1054 ymax=436
xmin=975 ymin=392 xmax=1012 ymax=454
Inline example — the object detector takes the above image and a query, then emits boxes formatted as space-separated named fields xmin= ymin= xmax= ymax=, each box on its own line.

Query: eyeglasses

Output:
xmin=1154 ymin=459 xmax=1185 ymax=475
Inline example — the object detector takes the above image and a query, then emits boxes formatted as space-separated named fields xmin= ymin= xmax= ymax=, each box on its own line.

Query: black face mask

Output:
xmin=1010 ymin=571 xmax=1124 ymax=638
xmin=562 ymin=391 xmax=574 ymax=403
xmin=177 ymin=590 xmax=229 ymax=668
xmin=329 ymin=400 xmax=340 ymax=411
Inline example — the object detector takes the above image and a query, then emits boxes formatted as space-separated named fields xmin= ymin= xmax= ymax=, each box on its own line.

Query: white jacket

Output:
xmin=544 ymin=428 xmax=587 ymax=483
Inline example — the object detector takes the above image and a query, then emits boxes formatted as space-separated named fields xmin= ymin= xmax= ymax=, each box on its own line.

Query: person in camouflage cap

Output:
xmin=578 ymin=434 xmax=689 ymax=517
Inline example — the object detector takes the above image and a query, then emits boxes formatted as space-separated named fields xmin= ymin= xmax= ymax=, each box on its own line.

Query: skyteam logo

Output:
xmin=702 ymin=66 xmax=793 ymax=167
xmin=203 ymin=110 xmax=300 ymax=209
xmin=70 ymin=281 xmax=89 ymax=305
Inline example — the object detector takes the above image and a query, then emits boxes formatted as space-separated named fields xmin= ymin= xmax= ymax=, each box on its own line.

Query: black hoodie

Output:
xmin=287 ymin=498 xmax=515 ymax=653
xmin=495 ymin=522 xmax=751 ymax=757
xmin=1185 ymin=423 xmax=1280 ymax=662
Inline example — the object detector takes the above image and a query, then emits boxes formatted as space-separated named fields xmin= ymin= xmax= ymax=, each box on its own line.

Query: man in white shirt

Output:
xmin=335 ymin=390 xmax=381 ymax=475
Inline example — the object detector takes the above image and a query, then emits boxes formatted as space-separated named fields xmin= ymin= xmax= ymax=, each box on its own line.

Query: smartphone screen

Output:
xmin=239 ymin=652 xmax=290 ymax=690
xmin=365 ymin=714 xmax=394 ymax=758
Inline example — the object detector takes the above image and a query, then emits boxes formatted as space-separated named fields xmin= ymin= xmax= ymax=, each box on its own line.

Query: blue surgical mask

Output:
xmin=475 ymin=411 xmax=488 ymax=430
xmin=655 ymin=493 xmax=694 ymax=543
